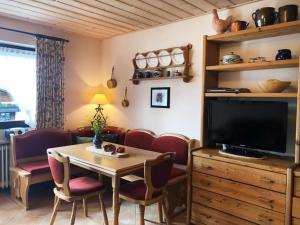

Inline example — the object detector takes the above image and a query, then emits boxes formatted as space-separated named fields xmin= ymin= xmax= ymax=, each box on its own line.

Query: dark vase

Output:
xmin=276 ymin=49 xmax=292 ymax=60
xmin=252 ymin=7 xmax=277 ymax=27
xmin=93 ymin=134 xmax=103 ymax=148
xmin=278 ymin=5 xmax=298 ymax=23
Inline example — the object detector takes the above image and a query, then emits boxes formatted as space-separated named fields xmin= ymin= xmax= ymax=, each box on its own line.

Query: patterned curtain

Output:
xmin=36 ymin=37 xmax=65 ymax=129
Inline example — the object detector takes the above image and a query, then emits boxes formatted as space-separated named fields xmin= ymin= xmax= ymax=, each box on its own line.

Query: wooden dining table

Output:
xmin=48 ymin=142 xmax=161 ymax=225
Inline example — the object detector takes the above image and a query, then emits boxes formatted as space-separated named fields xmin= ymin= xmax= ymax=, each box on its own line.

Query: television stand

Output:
xmin=219 ymin=146 xmax=265 ymax=159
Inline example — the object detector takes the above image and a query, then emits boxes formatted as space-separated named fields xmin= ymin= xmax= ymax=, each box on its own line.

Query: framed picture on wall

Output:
xmin=151 ymin=87 xmax=170 ymax=108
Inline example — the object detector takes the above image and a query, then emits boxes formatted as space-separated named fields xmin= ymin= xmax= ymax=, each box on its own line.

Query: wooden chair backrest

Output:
xmin=144 ymin=152 xmax=175 ymax=201
xmin=47 ymin=150 xmax=71 ymax=196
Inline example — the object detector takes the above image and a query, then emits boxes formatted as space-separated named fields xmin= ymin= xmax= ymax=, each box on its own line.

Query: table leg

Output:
xmin=112 ymin=175 xmax=120 ymax=225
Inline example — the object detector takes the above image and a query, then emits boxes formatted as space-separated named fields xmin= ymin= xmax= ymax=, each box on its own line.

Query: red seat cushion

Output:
xmin=132 ymin=167 xmax=186 ymax=180
xmin=69 ymin=176 xmax=104 ymax=196
xmin=18 ymin=160 xmax=50 ymax=174
xmin=119 ymin=180 xmax=161 ymax=200
xmin=170 ymin=167 xmax=186 ymax=179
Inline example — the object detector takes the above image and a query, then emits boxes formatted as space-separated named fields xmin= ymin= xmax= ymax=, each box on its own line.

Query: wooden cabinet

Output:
xmin=292 ymin=169 xmax=300 ymax=224
xmin=190 ymin=149 xmax=294 ymax=225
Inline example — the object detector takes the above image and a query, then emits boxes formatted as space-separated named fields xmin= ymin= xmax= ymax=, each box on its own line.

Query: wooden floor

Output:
xmin=0 ymin=182 xmax=186 ymax=225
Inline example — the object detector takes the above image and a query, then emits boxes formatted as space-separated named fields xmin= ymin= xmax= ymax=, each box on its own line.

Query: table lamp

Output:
xmin=90 ymin=93 xmax=108 ymax=124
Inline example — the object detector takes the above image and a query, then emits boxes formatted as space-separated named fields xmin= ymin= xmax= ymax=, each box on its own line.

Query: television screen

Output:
xmin=208 ymin=100 xmax=288 ymax=153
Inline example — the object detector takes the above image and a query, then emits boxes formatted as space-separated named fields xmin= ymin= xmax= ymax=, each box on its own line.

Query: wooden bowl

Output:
xmin=258 ymin=79 xmax=291 ymax=93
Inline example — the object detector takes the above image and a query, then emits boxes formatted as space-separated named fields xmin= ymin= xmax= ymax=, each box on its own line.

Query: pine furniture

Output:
xmin=119 ymin=153 xmax=174 ymax=225
xmin=9 ymin=129 xmax=77 ymax=209
xmin=189 ymin=20 xmax=300 ymax=225
xmin=49 ymin=142 xmax=161 ymax=225
xmin=47 ymin=150 xmax=108 ymax=225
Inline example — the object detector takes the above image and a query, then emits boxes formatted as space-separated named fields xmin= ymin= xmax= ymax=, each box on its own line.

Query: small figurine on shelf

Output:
xmin=212 ymin=9 xmax=233 ymax=34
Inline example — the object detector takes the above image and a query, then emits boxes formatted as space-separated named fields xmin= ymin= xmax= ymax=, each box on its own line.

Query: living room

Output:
xmin=1 ymin=0 xmax=300 ymax=224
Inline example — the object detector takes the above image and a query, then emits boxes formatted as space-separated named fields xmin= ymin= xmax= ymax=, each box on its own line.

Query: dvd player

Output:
xmin=207 ymin=87 xmax=251 ymax=93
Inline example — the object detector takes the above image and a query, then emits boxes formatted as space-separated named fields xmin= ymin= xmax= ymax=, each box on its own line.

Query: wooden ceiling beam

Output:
xmin=184 ymin=0 xmax=218 ymax=12
xmin=0 ymin=1 xmax=123 ymax=35
xmin=206 ymin=0 xmax=234 ymax=8
xmin=119 ymin=0 xmax=180 ymax=21
xmin=161 ymin=0 xmax=205 ymax=15
xmin=74 ymin=0 xmax=158 ymax=27
xmin=95 ymin=0 xmax=170 ymax=24
xmin=0 ymin=3 xmax=116 ymax=37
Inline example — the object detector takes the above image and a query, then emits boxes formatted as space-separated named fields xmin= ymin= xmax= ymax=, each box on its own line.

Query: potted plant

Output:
xmin=92 ymin=118 xmax=106 ymax=148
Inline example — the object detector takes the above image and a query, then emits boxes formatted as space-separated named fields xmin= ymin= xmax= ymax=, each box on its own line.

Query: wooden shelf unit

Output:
xmin=206 ymin=59 xmax=299 ymax=72
xmin=188 ymin=20 xmax=300 ymax=225
xmin=207 ymin=20 xmax=300 ymax=43
xmin=129 ymin=75 xmax=193 ymax=84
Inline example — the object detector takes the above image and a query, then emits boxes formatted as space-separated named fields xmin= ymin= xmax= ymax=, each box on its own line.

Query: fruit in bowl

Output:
xmin=116 ymin=147 xmax=125 ymax=153
xmin=258 ymin=79 xmax=291 ymax=93
xmin=103 ymin=144 xmax=116 ymax=152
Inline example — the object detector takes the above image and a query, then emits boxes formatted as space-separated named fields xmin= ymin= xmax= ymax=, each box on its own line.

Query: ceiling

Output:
xmin=0 ymin=0 xmax=259 ymax=39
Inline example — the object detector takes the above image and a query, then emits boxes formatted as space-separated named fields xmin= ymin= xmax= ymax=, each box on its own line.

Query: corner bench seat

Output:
xmin=10 ymin=129 xmax=85 ymax=210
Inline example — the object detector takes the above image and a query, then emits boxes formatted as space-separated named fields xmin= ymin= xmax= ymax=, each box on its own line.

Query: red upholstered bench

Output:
xmin=9 ymin=129 xmax=78 ymax=209
xmin=123 ymin=130 xmax=200 ymax=218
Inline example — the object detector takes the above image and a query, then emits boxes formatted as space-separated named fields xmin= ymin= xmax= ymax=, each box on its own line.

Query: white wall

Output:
xmin=0 ymin=16 xmax=102 ymax=130
xmin=100 ymin=0 xmax=300 ymax=144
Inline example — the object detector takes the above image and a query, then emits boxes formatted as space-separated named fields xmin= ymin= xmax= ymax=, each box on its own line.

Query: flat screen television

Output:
xmin=208 ymin=100 xmax=288 ymax=157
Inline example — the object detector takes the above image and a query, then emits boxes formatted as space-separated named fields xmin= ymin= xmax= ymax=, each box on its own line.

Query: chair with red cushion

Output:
xmin=119 ymin=153 xmax=174 ymax=225
xmin=151 ymin=133 xmax=199 ymax=220
xmin=124 ymin=129 xmax=156 ymax=150
xmin=47 ymin=150 xmax=108 ymax=225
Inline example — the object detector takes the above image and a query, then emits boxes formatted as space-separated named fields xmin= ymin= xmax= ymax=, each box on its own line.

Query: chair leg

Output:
xmin=158 ymin=202 xmax=163 ymax=223
xmin=70 ymin=201 xmax=77 ymax=225
xmin=83 ymin=198 xmax=88 ymax=217
xmin=139 ymin=205 xmax=145 ymax=225
xmin=50 ymin=198 xmax=61 ymax=225
xmin=162 ymin=199 xmax=171 ymax=225
xmin=54 ymin=195 xmax=58 ymax=208
xmin=99 ymin=194 xmax=108 ymax=225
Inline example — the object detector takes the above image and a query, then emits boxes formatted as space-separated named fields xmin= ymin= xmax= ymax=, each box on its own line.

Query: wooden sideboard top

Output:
xmin=192 ymin=148 xmax=294 ymax=174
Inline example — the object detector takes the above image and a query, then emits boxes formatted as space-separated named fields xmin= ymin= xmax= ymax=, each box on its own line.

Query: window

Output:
xmin=0 ymin=43 xmax=36 ymax=127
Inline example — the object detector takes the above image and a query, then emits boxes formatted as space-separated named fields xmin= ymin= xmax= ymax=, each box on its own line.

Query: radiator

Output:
xmin=0 ymin=143 xmax=9 ymax=189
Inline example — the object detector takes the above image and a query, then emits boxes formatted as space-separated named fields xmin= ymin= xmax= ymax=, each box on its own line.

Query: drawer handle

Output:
xmin=258 ymin=197 xmax=274 ymax=204
xmin=260 ymin=176 xmax=275 ymax=184
xmin=203 ymin=165 xmax=213 ymax=170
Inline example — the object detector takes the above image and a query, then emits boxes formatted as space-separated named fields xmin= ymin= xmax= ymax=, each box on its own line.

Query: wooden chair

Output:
xmin=47 ymin=150 xmax=108 ymax=225
xmin=118 ymin=153 xmax=175 ymax=225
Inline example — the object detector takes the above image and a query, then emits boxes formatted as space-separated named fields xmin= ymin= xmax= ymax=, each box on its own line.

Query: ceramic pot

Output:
xmin=134 ymin=71 xmax=143 ymax=79
xmin=222 ymin=52 xmax=242 ymax=64
xmin=252 ymin=7 xmax=277 ymax=27
xmin=93 ymin=134 xmax=103 ymax=149
xmin=143 ymin=71 xmax=152 ymax=78
xmin=230 ymin=20 xmax=249 ymax=32
xmin=276 ymin=49 xmax=292 ymax=60
xmin=278 ymin=5 xmax=298 ymax=23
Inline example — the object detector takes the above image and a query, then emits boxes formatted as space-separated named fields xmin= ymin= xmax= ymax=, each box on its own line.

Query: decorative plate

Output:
xmin=135 ymin=54 xmax=146 ymax=69
xmin=171 ymin=48 xmax=184 ymax=65
xmin=158 ymin=50 xmax=171 ymax=66
xmin=146 ymin=52 xmax=158 ymax=68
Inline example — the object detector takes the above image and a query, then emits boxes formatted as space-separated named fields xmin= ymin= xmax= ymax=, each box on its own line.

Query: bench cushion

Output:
xmin=14 ymin=129 xmax=72 ymax=159
xmin=18 ymin=160 xmax=50 ymax=174
xmin=119 ymin=180 xmax=161 ymax=200
xmin=151 ymin=136 xmax=189 ymax=165
xmin=132 ymin=167 xmax=186 ymax=180
xmin=124 ymin=130 xmax=155 ymax=150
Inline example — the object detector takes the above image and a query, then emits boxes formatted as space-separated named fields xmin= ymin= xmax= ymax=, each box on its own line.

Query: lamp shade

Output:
xmin=90 ymin=94 xmax=108 ymax=105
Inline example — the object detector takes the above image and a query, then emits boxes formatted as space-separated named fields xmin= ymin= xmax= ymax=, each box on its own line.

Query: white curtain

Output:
xmin=0 ymin=46 xmax=36 ymax=127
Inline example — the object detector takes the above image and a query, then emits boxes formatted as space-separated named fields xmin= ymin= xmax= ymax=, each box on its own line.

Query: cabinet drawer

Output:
xmin=193 ymin=156 xmax=286 ymax=193
xmin=192 ymin=172 xmax=286 ymax=213
xmin=192 ymin=187 xmax=285 ymax=225
xmin=293 ymin=217 xmax=300 ymax=225
xmin=294 ymin=177 xmax=300 ymax=197
xmin=293 ymin=197 xmax=300 ymax=219
xmin=191 ymin=202 xmax=255 ymax=225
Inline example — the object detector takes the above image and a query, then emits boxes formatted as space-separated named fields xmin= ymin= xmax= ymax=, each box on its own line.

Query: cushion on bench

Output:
xmin=14 ymin=129 xmax=72 ymax=159
xmin=124 ymin=130 xmax=155 ymax=150
xmin=151 ymin=136 xmax=189 ymax=165
xmin=18 ymin=160 xmax=50 ymax=174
